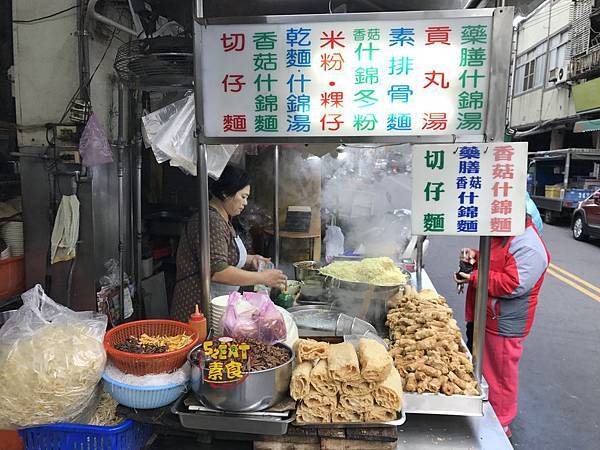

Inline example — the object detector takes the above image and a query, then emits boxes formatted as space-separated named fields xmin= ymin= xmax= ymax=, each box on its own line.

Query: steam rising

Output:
xmin=321 ymin=144 xmax=414 ymax=261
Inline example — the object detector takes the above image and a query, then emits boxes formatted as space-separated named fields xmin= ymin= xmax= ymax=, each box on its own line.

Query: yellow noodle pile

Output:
xmin=320 ymin=257 xmax=408 ymax=286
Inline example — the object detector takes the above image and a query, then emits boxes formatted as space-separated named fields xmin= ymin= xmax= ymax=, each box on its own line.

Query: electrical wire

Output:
xmin=518 ymin=4 xmax=571 ymax=29
xmin=57 ymin=13 xmax=124 ymax=124
xmin=12 ymin=3 xmax=80 ymax=24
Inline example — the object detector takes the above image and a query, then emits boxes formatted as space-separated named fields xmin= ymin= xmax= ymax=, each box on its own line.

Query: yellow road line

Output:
xmin=548 ymin=263 xmax=600 ymax=295
xmin=546 ymin=268 xmax=600 ymax=303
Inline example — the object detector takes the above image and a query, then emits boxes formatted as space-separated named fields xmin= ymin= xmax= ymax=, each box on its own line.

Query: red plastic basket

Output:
xmin=104 ymin=320 xmax=199 ymax=376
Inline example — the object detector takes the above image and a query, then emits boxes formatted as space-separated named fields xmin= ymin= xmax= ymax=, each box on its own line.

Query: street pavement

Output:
xmin=425 ymin=224 xmax=600 ymax=450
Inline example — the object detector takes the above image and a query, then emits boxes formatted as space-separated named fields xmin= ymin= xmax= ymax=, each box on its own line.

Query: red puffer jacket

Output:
xmin=465 ymin=218 xmax=550 ymax=338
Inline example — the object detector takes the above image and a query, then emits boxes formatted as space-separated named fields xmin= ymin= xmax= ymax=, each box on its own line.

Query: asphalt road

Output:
xmin=424 ymin=224 xmax=600 ymax=450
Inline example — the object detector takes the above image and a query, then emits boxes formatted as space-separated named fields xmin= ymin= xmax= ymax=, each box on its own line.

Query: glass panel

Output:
xmin=548 ymin=48 xmax=558 ymax=70
xmin=557 ymin=44 xmax=567 ymax=66
xmin=534 ymin=55 xmax=546 ymax=87
xmin=515 ymin=66 xmax=525 ymax=94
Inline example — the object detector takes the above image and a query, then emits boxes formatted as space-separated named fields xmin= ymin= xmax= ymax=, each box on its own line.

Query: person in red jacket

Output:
xmin=455 ymin=215 xmax=549 ymax=437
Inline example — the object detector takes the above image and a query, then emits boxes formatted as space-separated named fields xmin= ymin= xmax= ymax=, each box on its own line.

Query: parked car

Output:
xmin=571 ymin=189 xmax=600 ymax=241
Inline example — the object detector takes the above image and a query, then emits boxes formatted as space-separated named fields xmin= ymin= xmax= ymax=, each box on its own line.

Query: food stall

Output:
xmin=159 ymin=2 xmax=519 ymax=448
xmin=0 ymin=3 xmax=524 ymax=450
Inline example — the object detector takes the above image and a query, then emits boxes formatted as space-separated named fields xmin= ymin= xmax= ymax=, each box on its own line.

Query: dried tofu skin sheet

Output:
xmin=358 ymin=338 xmax=392 ymax=383
xmin=328 ymin=342 xmax=360 ymax=382
xmin=290 ymin=361 xmax=312 ymax=400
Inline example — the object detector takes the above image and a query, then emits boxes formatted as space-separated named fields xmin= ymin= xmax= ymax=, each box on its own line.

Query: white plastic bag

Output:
xmin=324 ymin=225 xmax=345 ymax=263
xmin=0 ymin=285 xmax=107 ymax=428
xmin=207 ymin=144 xmax=238 ymax=179
xmin=141 ymin=94 xmax=237 ymax=178
xmin=154 ymin=94 xmax=197 ymax=175
xmin=142 ymin=96 xmax=189 ymax=164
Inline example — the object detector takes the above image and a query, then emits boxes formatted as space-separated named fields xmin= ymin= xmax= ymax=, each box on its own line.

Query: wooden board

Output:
xmin=254 ymin=425 xmax=398 ymax=450
xmin=320 ymin=439 xmax=397 ymax=450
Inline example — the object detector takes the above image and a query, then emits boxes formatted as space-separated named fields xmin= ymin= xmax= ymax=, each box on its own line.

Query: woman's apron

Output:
xmin=210 ymin=236 xmax=247 ymax=298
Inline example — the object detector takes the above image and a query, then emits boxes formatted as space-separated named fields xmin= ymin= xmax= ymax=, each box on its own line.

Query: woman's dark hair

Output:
xmin=209 ymin=165 xmax=251 ymax=200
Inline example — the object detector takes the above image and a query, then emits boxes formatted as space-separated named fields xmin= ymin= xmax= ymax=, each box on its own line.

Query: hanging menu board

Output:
xmin=199 ymin=13 xmax=494 ymax=139
xmin=411 ymin=142 xmax=528 ymax=236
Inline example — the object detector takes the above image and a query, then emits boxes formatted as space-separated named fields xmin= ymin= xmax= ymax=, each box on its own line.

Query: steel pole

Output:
xmin=415 ymin=235 xmax=425 ymax=291
xmin=273 ymin=145 xmax=280 ymax=267
xmin=197 ymin=143 xmax=212 ymax=322
xmin=117 ymin=83 xmax=126 ymax=323
xmin=134 ymin=93 xmax=143 ymax=319
xmin=193 ymin=0 xmax=211 ymax=322
xmin=473 ymin=235 xmax=491 ymax=384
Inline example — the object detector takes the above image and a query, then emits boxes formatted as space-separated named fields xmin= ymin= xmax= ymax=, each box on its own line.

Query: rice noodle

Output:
xmin=0 ymin=323 xmax=106 ymax=428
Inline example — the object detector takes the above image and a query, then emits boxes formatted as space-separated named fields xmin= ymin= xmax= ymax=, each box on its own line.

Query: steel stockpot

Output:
xmin=187 ymin=342 xmax=294 ymax=412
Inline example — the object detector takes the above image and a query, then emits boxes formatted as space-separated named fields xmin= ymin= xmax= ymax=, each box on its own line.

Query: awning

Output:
xmin=573 ymin=119 xmax=600 ymax=133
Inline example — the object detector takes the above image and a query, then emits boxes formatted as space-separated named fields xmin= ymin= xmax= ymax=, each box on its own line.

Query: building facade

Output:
xmin=509 ymin=0 xmax=600 ymax=151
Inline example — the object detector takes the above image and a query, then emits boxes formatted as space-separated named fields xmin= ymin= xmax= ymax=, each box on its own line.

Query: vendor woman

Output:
xmin=171 ymin=165 xmax=287 ymax=322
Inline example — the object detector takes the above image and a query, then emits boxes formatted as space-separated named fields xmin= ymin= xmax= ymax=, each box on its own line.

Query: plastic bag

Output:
xmin=0 ymin=284 xmax=108 ymax=428
xmin=324 ymin=225 xmax=345 ymax=263
xmin=222 ymin=292 xmax=286 ymax=344
xmin=207 ymin=144 xmax=238 ymax=179
xmin=142 ymin=95 xmax=189 ymax=164
xmin=79 ymin=113 xmax=114 ymax=167
xmin=97 ymin=258 xmax=134 ymax=326
xmin=153 ymin=93 xmax=197 ymax=175
xmin=141 ymin=94 xmax=237 ymax=177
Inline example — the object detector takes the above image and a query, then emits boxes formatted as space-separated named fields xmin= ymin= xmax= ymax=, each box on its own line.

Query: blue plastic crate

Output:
xmin=19 ymin=420 xmax=153 ymax=450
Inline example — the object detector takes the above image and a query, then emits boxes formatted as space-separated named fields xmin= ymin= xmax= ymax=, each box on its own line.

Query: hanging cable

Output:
xmin=57 ymin=11 xmax=125 ymax=124
xmin=12 ymin=4 xmax=80 ymax=24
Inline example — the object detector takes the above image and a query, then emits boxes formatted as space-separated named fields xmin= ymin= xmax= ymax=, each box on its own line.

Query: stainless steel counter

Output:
xmin=398 ymin=401 xmax=512 ymax=449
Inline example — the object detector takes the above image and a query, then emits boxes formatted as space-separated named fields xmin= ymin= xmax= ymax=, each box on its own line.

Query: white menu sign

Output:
xmin=411 ymin=142 xmax=528 ymax=236
xmin=199 ymin=15 xmax=493 ymax=138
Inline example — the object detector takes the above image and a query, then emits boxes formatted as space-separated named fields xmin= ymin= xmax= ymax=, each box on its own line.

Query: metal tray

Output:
xmin=293 ymin=409 xmax=406 ymax=428
xmin=171 ymin=395 xmax=295 ymax=435
xmin=402 ymin=340 xmax=484 ymax=417
xmin=403 ymin=391 xmax=484 ymax=416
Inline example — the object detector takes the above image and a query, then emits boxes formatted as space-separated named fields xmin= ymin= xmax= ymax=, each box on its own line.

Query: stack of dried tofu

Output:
xmin=386 ymin=286 xmax=479 ymax=396
xmin=290 ymin=338 xmax=403 ymax=424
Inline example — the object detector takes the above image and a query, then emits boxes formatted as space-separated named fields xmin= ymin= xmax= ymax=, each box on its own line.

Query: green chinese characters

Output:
xmin=457 ymin=24 xmax=488 ymax=132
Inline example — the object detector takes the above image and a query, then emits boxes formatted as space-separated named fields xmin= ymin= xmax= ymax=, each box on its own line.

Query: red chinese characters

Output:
xmin=320 ymin=31 xmax=346 ymax=49
xmin=320 ymin=114 xmax=344 ymax=131
xmin=320 ymin=91 xmax=344 ymax=108
xmin=422 ymin=113 xmax=447 ymax=131
xmin=424 ymin=71 xmax=449 ymax=89
xmin=221 ymin=74 xmax=246 ymax=93
xmin=223 ymin=115 xmax=247 ymax=132
xmin=425 ymin=26 xmax=452 ymax=45
xmin=221 ymin=33 xmax=245 ymax=52
xmin=490 ymin=145 xmax=516 ymax=233
xmin=320 ymin=52 xmax=345 ymax=71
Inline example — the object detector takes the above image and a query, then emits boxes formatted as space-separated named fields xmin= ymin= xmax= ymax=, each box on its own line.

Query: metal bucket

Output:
xmin=293 ymin=261 xmax=321 ymax=282
xmin=188 ymin=342 xmax=294 ymax=412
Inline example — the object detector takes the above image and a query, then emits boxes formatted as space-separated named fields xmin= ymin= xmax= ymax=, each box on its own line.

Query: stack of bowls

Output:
xmin=210 ymin=295 xmax=229 ymax=335
xmin=1 ymin=222 xmax=24 ymax=257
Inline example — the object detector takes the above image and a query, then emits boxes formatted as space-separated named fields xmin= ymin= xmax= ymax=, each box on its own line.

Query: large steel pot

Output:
xmin=187 ymin=342 xmax=294 ymax=412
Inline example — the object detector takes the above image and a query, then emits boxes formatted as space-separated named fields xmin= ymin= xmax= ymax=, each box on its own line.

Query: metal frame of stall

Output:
xmin=191 ymin=1 xmax=515 ymax=388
